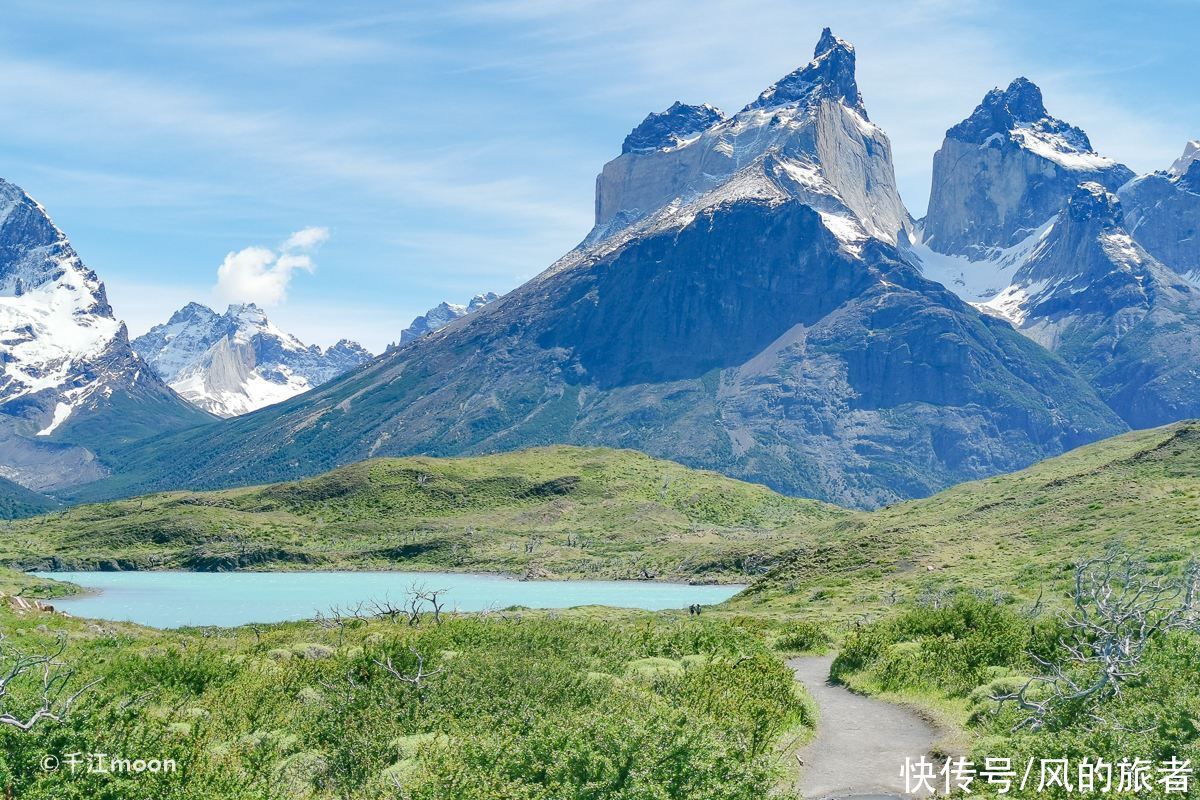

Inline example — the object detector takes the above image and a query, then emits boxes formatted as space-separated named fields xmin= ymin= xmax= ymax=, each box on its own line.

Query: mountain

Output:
xmin=591 ymin=28 xmax=910 ymax=246
xmin=909 ymin=82 xmax=1200 ymax=428
xmin=69 ymin=30 xmax=1126 ymax=509
xmin=921 ymin=78 xmax=1134 ymax=257
xmin=132 ymin=303 xmax=372 ymax=418
xmin=0 ymin=178 xmax=211 ymax=492
xmin=1119 ymin=141 xmax=1200 ymax=285
xmin=391 ymin=292 xmax=499 ymax=349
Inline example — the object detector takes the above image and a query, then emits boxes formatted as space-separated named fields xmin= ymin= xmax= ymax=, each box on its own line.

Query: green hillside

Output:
xmin=0 ymin=477 xmax=60 ymax=520
xmin=3 ymin=446 xmax=841 ymax=582
xmin=739 ymin=420 xmax=1200 ymax=616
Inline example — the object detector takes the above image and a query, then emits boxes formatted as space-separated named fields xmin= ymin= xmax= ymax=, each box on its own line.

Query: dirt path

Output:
xmin=790 ymin=654 xmax=938 ymax=800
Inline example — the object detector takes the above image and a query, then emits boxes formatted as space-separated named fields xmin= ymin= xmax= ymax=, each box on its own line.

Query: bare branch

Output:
xmin=373 ymin=648 xmax=444 ymax=689
xmin=995 ymin=550 xmax=1199 ymax=731
xmin=0 ymin=632 xmax=100 ymax=732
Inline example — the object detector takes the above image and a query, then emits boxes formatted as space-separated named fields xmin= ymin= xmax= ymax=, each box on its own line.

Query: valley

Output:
xmin=1 ymin=16 xmax=1199 ymax=800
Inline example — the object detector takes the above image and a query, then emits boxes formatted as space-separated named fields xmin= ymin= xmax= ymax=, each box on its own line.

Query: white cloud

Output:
xmin=214 ymin=228 xmax=326 ymax=306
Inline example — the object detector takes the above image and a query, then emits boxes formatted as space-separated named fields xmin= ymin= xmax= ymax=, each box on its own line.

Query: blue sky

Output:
xmin=3 ymin=0 xmax=1197 ymax=351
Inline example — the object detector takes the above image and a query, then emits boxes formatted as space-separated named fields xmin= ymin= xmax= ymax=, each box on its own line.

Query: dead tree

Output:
xmin=996 ymin=551 xmax=1200 ymax=730
xmin=414 ymin=588 xmax=448 ymax=625
xmin=0 ymin=633 xmax=99 ymax=732
xmin=313 ymin=602 xmax=367 ymax=645
xmin=373 ymin=648 xmax=443 ymax=689
xmin=369 ymin=597 xmax=406 ymax=624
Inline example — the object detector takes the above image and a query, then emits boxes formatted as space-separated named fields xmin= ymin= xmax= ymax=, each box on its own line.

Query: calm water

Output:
xmin=35 ymin=571 xmax=743 ymax=629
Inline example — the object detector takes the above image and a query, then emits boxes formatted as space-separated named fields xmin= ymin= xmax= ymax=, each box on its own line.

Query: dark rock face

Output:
xmin=1120 ymin=158 xmax=1200 ymax=283
xmin=922 ymin=79 xmax=1135 ymax=256
xmin=946 ymin=78 xmax=1053 ymax=144
xmin=622 ymin=102 xmax=726 ymax=154
xmin=83 ymin=199 xmax=1124 ymax=509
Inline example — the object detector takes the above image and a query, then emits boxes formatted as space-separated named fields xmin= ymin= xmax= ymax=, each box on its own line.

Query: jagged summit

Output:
xmin=132 ymin=303 xmax=372 ymax=418
xmin=745 ymin=27 xmax=863 ymax=115
xmin=622 ymin=102 xmax=726 ymax=154
xmin=590 ymin=28 xmax=909 ymax=246
xmin=1168 ymin=140 xmax=1200 ymax=178
xmin=945 ymin=76 xmax=1104 ymax=165
xmin=392 ymin=292 xmax=499 ymax=348
xmin=948 ymin=78 xmax=1055 ymax=142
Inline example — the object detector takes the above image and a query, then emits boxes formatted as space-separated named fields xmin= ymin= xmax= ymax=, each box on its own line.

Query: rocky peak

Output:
xmin=468 ymin=292 xmax=500 ymax=312
xmin=168 ymin=302 xmax=218 ymax=325
xmin=745 ymin=27 xmax=863 ymax=115
xmin=1063 ymin=181 xmax=1124 ymax=228
xmin=922 ymin=79 xmax=1133 ymax=255
xmin=392 ymin=292 xmax=500 ymax=348
xmin=1176 ymin=158 xmax=1200 ymax=192
xmin=948 ymin=78 xmax=1052 ymax=143
xmin=590 ymin=29 xmax=909 ymax=244
xmin=622 ymin=102 xmax=726 ymax=154
xmin=1168 ymin=140 xmax=1200 ymax=178
xmin=227 ymin=303 xmax=269 ymax=326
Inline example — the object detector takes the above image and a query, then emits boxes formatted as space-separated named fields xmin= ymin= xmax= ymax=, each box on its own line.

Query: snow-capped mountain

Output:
xmin=0 ymin=178 xmax=210 ymax=491
xmin=589 ymin=28 xmax=911 ymax=248
xmin=1119 ymin=141 xmax=1200 ymax=285
xmin=133 ymin=303 xmax=372 ymax=418
xmin=908 ymin=83 xmax=1200 ymax=428
xmin=920 ymin=78 xmax=1133 ymax=258
xmin=392 ymin=292 xmax=499 ymax=348
xmin=91 ymin=30 xmax=1123 ymax=510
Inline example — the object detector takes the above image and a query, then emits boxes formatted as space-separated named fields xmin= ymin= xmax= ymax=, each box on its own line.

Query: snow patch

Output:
xmin=35 ymin=402 xmax=73 ymax=436
xmin=1012 ymin=126 xmax=1116 ymax=171
xmin=907 ymin=220 xmax=1054 ymax=313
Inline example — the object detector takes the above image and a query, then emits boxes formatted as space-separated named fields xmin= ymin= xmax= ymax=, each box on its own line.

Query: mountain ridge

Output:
xmin=132 ymin=302 xmax=372 ymax=417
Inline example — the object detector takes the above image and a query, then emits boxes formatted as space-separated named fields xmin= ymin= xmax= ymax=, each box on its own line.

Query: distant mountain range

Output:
xmin=130 ymin=293 xmax=501 ymax=418
xmin=132 ymin=303 xmax=372 ymax=418
xmin=7 ymin=27 xmax=1200 ymax=511
xmin=388 ymin=293 xmax=499 ymax=351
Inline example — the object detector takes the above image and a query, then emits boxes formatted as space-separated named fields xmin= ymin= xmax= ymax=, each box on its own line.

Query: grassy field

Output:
xmin=1 ymin=446 xmax=839 ymax=583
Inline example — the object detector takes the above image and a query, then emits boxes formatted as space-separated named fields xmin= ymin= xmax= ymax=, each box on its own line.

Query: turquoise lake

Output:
xmin=35 ymin=571 xmax=744 ymax=629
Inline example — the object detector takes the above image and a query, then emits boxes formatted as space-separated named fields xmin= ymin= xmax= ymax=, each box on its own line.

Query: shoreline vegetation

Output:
xmin=0 ymin=422 xmax=1198 ymax=797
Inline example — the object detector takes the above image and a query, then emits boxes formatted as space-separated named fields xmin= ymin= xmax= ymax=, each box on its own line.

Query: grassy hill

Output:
xmin=3 ymin=446 xmax=841 ymax=582
xmin=0 ymin=477 xmax=60 ymax=520
xmin=738 ymin=420 xmax=1200 ymax=616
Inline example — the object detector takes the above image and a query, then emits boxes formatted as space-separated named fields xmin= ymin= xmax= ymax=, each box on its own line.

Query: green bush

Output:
xmin=774 ymin=620 xmax=830 ymax=653
xmin=832 ymin=595 xmax=1035 ymax=695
